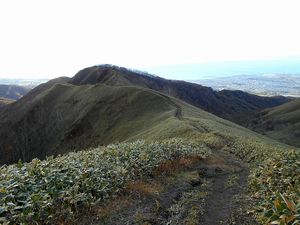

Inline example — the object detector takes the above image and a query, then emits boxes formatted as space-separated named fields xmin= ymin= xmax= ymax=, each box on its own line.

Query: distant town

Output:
xmin=193 ymin=74 xmax=300 ymax=97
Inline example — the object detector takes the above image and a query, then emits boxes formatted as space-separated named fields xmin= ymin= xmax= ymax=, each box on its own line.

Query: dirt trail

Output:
xmin=198 ymin=151 xmax=250 ymax=225
xmin=155 ymin=92 xmax=183 ymax=119
xmin=80 ymin=150 xmax=257 ymax=225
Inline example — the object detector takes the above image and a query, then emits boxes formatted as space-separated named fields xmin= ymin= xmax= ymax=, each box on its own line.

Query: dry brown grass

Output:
xmin=95 ymin=196 xmax=132 ymax=218
xmin=127 ymin=180 xmax=163 ymax=196
xmin=153 ymin=155 xmax=203 ymax=176
xmin=126 ymin=156 xmax=203 ymax=196
xmin=71 ymin=195 xmax=133 ymax=224
xmin=60 ymin=156 xmax=204 ymax=224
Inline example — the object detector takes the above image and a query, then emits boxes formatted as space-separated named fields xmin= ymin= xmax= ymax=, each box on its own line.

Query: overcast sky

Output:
xmin=1 ymin=0 xmax=300 ymax=79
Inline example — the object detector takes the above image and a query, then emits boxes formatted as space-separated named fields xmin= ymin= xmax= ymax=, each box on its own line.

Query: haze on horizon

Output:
xmin=1 ymin=0 xmax=300 ymax=80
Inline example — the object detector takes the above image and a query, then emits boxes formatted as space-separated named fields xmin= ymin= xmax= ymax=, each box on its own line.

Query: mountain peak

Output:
xmin=70 ymin=65 xmax=158 ymax=86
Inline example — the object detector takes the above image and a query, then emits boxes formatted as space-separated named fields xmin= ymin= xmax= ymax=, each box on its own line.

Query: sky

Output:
xmin=146 ymin=58 xmax=300 ymax=80
xmin=1 ymin=0 xmax=300 ymax=79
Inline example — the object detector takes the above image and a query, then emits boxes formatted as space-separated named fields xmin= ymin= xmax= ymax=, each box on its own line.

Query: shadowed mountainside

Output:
xmin=245 ymin=98 xmax=300 ymax=147
xmin=0 ymin=78 xmax=270 ymax=165
xmin=69 ymin=65 xmax=289 ymax=119
xmin=0 ymin=83 xmax=180 ymax=165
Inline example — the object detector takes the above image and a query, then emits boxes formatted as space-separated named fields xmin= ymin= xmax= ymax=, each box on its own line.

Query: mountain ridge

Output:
xmin=0 ymin=65 xmax=292 ymax=165
xmin=0 ymin=82 xmax=203 ymax=165
xmin=69 ymin=65 xmax=289 ymax=119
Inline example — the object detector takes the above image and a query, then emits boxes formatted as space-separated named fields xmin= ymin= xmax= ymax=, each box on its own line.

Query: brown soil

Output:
xmin=78 ymin=150 xmax=259 ymax=225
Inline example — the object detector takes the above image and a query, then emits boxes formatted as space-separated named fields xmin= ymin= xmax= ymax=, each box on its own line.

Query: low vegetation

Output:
xmin=0 ymin=138 xmax=210 ymax=224
xmin=0 ymin=129 xmax=299 ymax=224
xmin=250 ymin=152 xmax=300 ymax=225
xmin=225 ymin=139 xmax=300 ymax=225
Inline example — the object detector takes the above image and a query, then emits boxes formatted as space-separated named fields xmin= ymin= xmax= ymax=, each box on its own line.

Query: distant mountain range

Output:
xmin=192 ymin=74 xmax=300 ymax=97
xmin=0 ymin=80 xmax=46 ymax=103
xmin=0 ymin=78 xmax=48 ymax=87
xmin=0 ymin=84 xmax=30 ymax=100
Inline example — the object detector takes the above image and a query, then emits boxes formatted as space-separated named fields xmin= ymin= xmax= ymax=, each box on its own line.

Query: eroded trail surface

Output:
xmin=80 ymin=150 xmax=258 ymax=225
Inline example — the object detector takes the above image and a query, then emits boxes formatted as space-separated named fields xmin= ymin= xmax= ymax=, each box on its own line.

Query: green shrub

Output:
xmin=224 ymin=139 xmax=300 ymax=225
xmin=261 ymin=194 xmax=300 ymax=225
xmin=0 ymin=138 xmax=210 ymax=224
xmin=250 ymin=152 xmax=300 ymax=225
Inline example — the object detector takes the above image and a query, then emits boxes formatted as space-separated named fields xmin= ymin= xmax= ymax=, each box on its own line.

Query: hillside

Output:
xmin=0 ymin=83 xmax=178 ymax=165
xmin=69 ymin=65 xmax=289 ymax=119
xmin=1 ymin=68 xmax=286 ymax=166
xmin=246 ymin=98 xmax=300 ymax=147
xmin=0 ymin=75 xmax=268 ymax=166
xmin=0 ymin=66 xmax=290 ymax=166
xmin=0 ymin=84 xmax=30 ymax=100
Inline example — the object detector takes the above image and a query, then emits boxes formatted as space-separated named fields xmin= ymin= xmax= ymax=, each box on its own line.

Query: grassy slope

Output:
xmin=0 ymin=70 xmax=298 ymax=224
xmin=248 ymin=98 xmax=300 ymax=147
xmin=70 ymin=65 xmax=289 ymax=119
xmin=266 ymin=98 xmax=300 ymax=122
xmin=2 ymin=70 xmax=286 ymax=166
xmin=0 ymin=77 xmax=292 ymax=165
xmin=0 ymin=89 xmax=298 ymax=224
xmin=0 ymin=82 xmax=299 ymax=224
xmin=0 ymin=83 xmax=179 ymax=165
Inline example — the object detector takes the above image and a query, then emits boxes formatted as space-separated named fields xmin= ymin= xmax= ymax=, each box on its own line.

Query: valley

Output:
xmin=0 ymin=85 xmax=30 ymax=101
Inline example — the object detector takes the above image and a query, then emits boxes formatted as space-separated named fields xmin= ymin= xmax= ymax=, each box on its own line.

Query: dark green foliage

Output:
xmin=224 ymin=139 xmax=300 ymax=225
xmin=0 ymin=139 xmax=210 ymax=224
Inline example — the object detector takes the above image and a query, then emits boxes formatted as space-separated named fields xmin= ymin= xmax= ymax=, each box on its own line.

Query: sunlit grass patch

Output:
xmin=153 ymin=155 xmax=203 ymax=176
